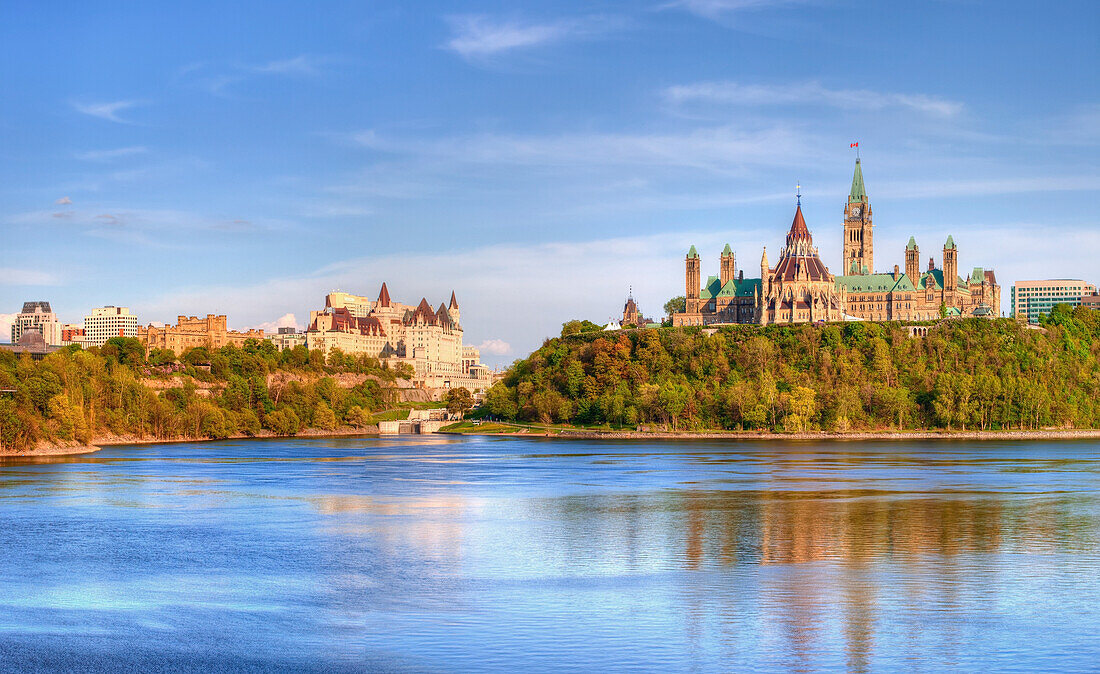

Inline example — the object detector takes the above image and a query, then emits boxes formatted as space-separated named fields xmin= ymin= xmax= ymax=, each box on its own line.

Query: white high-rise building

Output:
xmin=83 ymin=306 xmax=139 ymax=347
xmin=11 ymin=301 xmax=63 ymax=346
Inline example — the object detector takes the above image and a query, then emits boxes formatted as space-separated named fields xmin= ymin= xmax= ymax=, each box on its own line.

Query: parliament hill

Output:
xmin=673 ymin=158 xmax=1000 ymax=326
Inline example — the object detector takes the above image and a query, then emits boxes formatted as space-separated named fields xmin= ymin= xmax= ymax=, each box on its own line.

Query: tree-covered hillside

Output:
xmin=0 ymin=338 xmax=413 ymax=452
xmin=482 ymin=306 xmax=1100 ymax=432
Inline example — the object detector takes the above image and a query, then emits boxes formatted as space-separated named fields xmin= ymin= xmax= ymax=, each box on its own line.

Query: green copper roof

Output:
xmin=849 ymin=158 xmax=866 ymax=203
xmin=906 ymin=236 xmax=918 ymax=251
xmin=944 ymin=235 xmax=956 ymax=250
xmin=700 ymin=275 xmax=762 ymax=300
xmin=835 ymin=273 xmax=916 ymax=293
xmin=971 ymin=267 xmax=984 ymax=282
xmin=687 ymin=245 xmax=699 ymax=259
xmin=722 ymin=243 xmax=732 ymax=256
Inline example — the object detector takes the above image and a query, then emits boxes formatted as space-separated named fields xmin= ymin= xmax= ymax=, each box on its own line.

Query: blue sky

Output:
xmin=2 ymin=1 xmax=1097 ymax=363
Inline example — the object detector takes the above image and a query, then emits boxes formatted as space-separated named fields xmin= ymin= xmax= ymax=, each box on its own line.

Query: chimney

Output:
xmin=893 ymin=265 xmax=900 ymax=281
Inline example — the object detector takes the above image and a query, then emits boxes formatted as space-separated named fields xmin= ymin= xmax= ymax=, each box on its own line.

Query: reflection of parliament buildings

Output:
xmin=673 ymin=158 xmax=1001 ymax=325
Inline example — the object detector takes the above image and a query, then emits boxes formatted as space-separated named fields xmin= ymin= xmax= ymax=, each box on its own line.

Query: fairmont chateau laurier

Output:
xmin=673 ymin=158 xmax=1001 ymax=326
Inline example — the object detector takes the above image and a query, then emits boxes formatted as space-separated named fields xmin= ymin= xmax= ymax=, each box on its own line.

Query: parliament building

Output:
xmin=673 ymin=158 xmax=1000 ymax=326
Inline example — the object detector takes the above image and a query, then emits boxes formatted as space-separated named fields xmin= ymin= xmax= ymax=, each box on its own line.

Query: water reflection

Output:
xmin=0 ymin=437 xmax=1097 ymax=671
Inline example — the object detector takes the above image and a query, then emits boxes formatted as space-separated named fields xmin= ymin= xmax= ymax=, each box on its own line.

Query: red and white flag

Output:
xmin=850 ymin=142 xmax=859 ymax=148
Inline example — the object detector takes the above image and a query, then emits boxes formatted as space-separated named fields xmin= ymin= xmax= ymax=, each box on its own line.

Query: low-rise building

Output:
xmin=0 ymin=331 xmax=60 ymax=360
xmin=83 ymin=306 xmax=139 ymax=347
xmin=139 ymin=314 xmax=264 ymax=353
xmin=267 ymin=326 xmax=307 ymax=351
xmin=1011 ymin=280 xmax=1097 ymax=323
xmin=11 ymin=301 xmax=63 ymax=346
xmin=1082 ymin=294 xmax=1100 ymax=311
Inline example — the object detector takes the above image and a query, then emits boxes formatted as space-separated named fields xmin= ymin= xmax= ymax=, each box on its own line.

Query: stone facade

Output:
xmin=674 ymin=158 xmax=1001 ymax=326
xmin=139 ymin=314 xmax=264 ymax=353
xmin=306 ymin=284 xmax=493 ymax=391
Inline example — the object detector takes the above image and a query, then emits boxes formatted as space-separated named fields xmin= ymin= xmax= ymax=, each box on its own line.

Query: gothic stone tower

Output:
xmin=943 ymin=235 xmax=958 ymax=305
xmin=905 ymin=237 xmax=920 ymax=286
xmin=842 ymin=158 xmax=873 ymax=275
xmin=720 ymin=244 xmax=735 ymax=286
xmin=685 ymin=245 xmax=701 ymax=313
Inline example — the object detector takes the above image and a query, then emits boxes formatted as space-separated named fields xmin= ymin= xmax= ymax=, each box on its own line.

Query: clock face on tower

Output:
xmin=851 ymin=206 xmax=861 ymax=218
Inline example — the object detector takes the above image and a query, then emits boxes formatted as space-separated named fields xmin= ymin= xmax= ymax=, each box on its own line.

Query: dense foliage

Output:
xmin=483 ymin=306 xmax=1100 ymax=432
xmin=0 ymin=338 xmax=413 ymax=452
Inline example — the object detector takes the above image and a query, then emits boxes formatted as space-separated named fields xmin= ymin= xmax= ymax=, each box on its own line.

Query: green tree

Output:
xmin=444 ymin=387 xmax=475 ymax=416
xmin=663 ymin=296 xmax=686 ymax=316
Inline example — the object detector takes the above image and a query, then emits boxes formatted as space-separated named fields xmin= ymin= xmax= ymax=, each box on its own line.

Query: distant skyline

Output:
xmin=2 ymin=1 xmax=1097 ymax=364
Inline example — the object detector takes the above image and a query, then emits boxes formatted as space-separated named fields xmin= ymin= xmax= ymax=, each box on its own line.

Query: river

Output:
xmin=1 ymin=436 xmax=1098 ymax=672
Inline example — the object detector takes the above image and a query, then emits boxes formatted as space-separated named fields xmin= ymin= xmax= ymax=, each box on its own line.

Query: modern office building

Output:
xmin=11 ymin=301 xmax=63 ymax=346
xmin=83 ymin=306 xmax=139 ymax=347
xmin=1011 ymin=280 xmax=1097 ymax=323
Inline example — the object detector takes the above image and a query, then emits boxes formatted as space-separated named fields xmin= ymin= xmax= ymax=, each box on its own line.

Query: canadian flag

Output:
xmin=850 ymin=142 xmax=859 ymax=148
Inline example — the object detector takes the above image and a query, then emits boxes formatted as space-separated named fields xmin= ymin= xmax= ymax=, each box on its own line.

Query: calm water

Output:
xmin=1 ymin=436 xmax=1099 ymax=672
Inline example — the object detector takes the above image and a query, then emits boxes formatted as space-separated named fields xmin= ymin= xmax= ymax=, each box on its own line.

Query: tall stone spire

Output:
xmin=842 ymin=156 xmax=873 ymax=275
xmin=377 ymin=282 xmax=391 ymax=307
xmin=849 ymin=158 xmax=867 ymax=203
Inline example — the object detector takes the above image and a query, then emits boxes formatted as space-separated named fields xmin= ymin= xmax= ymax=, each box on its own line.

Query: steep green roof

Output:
xmin=944 ymin=235 xmax=956 ymax=250
xmin=699 ymin=275 xmax=762 ymax=300
xmin=906 ymin=236 xmax=918 ymax=251
xmin=836 ymin=273 xmax=916 ymax=293
xmin=687 ymin=245 xmax=699 ymax=259
xmin=849 ymin=158 xmax=866 ymax=203
xmin=970 ymin=267 xmax=984 ymax=283
xmin=722 ymin=243 xmax=732 ymax=256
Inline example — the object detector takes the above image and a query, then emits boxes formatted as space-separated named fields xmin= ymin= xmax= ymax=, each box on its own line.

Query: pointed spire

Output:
xmin=906 ymin=236 xmax=918 ymax=251
xmin=761 ymin=246 xmax=769 ymax=268
xmin=449 ymin=290 xmax=459 ymax=310
xmin=944 ymin=235 xmax=956 ymax=250
xmin=722 ymin=243 xmax=732 ymax=256
xmin=849 ymin=158 xmax=866 ymax=203
xmin=786 ymin=203 xmax=811 ymax=246
xmin=377 ymin=282 xmax=391 ymax=307
xmin=687 ymin=245 xmax=699 ymax=259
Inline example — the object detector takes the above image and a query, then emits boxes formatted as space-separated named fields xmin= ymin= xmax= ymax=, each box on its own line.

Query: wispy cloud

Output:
xmin=251 ymin=55 xmax=326 ymax=76
xmin=55 ymin=196 xmax=72 ymax=205
xmin=665 ymin=81 xmax=964 ymax=117
xmin=443 ymin=14 xmax=619 ymax=60
xmin=667 ymin=0 xmax=813 ymax=20
xmin=352 ymin=124 xmax=811 ymax=173
xmin=72 ymin=100 xmax=141 ymax=123
xmin=180 ymin=54 xmax=331 ymax=96
xmin=75 ymin=146 xmax=148 ymax=162
xmin=0 ymin=268 xmax=62 ymax=286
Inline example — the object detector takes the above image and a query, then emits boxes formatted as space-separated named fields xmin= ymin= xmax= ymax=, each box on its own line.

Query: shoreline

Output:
xmin=5 ymin=426 xmax=383 ymax=458
xmin=442 ymin=427 xmax=1100 ymax=441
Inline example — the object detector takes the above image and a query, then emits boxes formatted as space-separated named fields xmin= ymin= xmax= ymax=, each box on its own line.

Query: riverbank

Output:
xmin=441 ymin=422 xmax=1100 ymax=441
xmin=5 ymin=426 xmax=384 ymax=457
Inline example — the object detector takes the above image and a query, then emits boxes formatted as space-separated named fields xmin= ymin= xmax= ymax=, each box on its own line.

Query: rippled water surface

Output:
xmin=2 ymin=436 xmax=1099 ymax=672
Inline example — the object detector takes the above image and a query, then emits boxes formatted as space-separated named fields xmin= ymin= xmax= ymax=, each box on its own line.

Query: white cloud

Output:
xmin=0 ymin=314 xmax=14 ymax=343
xmin=665 ymin=81 xmax=964 ymax=117
xmin=443 ymin=14 xmax=618 ymax=60
xmin=0 ymin=268 xmax=62 ymax=286
xmin=249 ymin=313 xmax=301 ymax=333
xmin=55 ymin=196 xmax=72 ymax=205
xmin=75 ymin=146 xmax=148 ymax=162
xmin=477 ymin=339 xmax=512 ymax=356
xmin=72 ymin=100 xmax=140 ymax=123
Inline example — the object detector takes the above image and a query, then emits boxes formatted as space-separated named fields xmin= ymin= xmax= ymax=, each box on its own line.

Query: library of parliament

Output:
xmin=672 ymin=158 xmax=1000 ymax=326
